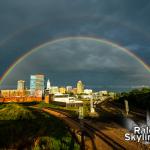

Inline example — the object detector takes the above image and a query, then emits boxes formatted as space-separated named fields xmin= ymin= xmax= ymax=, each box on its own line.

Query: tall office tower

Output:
xmin=59 ymin=87 xmax=66 ymax=94
xmin=30 ymin=74 xmax=45 ymax=97
xmin=66 ymin=86 xmax=72 ymax=93
xmin=46 ymin=79 xmax=51 ymax=89
xmin=17 ymin=80 xmax=25 ymax=90
xmin=77 ymin=80 xmax=84 ymax=94
xmin=72 ymin=88 xmax=77 ymax=95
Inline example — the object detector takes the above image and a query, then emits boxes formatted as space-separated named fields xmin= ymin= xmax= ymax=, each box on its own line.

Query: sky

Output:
xmin=0 ymin=0 xmax=150 ymax=91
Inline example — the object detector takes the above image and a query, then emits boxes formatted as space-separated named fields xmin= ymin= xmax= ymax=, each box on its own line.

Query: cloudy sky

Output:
xmin=0 ymin=0 xmax=150 ymax=90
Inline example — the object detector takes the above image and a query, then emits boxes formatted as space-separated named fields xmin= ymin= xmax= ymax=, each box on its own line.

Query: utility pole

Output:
xmin=90 ymin=97 xmax=95 ymax=113
xmin=124 ymin=100 xmax=129 ymax=116
xmin=147 ymin=110 xmax=150 ymax=126
xmin=79 ymin=106 xmax=85 ymax=150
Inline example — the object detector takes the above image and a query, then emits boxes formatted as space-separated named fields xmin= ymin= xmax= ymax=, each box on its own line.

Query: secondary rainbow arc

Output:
xmin=0 ymin=36 xmax=150 ymax=85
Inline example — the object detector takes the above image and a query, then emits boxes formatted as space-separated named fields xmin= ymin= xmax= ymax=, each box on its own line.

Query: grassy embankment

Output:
xmin=0 ymin=103 xmax=80 ymax=150
xmin=36 ymin=101 xmax=90 ymax=118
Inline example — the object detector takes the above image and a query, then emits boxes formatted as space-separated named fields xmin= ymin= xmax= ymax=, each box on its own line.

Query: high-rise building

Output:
xmin=51 ymin=86 xmax=59 ymax=94
xmin=30 ymin=74 xmax=45 ymax=97
xmin=59 ymin=87 xmax=66 ymax=94
xmin=77 ymin=80 xmax=84 ymax=94
xmin=17 ymin=80 xmax=25 ymax=90
xmin=47 ymin=79 xmax=51 ymax=89
xmin=72 ymin=88 xmax=77 ymax=95
xmin=66 ymin=86 xmax=72 ymax=93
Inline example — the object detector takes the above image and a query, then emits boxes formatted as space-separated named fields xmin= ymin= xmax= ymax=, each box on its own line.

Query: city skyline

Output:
xmin=1 ymin=73 xmax=150 ymax=93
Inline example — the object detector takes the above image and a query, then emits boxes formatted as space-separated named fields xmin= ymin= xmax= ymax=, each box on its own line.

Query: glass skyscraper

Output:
xmin=30 ymin=74 xmax=45 ymax=97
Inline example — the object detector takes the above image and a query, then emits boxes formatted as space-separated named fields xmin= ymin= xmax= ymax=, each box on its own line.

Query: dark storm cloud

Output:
xmin=0 ymin=0 xmax=150 ymax=37
xmin=0 ymin=0 xmax=150 ymax=88
xmin=2 ymin=38 xmax=150 ymax=89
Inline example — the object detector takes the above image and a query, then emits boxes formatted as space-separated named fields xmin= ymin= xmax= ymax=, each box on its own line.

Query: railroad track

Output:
xmin=84 ymin=122 xmax=125 ymax=150
xmin=43 ymin=107 xmax=126 ymax=150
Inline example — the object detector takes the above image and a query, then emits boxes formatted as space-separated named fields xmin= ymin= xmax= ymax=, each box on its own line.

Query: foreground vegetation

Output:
xmin=0 ymin=103 xmax=80 ymax=150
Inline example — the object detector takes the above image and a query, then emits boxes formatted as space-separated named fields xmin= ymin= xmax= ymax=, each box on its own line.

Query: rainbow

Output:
xmin=0 ymin=36 xmax=150 ymax=84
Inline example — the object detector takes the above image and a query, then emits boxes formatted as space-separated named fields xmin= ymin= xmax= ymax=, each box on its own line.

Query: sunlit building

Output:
xmin=66 ymin=86 xmax=72 ymax=93
xmin=53 ymin=93 xmax=83 ymax=107
xmin=98 ymin=90 xmax=108 ymax=96
xmin=44 ymin=94 xmax=54 ymax=104
xmin=81 ymin=94 xmax=93 ymax=99
xmin=0 ymin=89 xmax=27 ymax=98
xmin=84 ymin=89 xmax=93 ymax=94
xmin=46 ymin=79 xmax=51 ymax=90
xmin=51 ymin=86 xmax=59 ymax=94
xmin=77 ymin=80 xmax=84 ymax=94
xmin=59 ymin=87 xmax=66 ymax=94
xmin=72 ymin=88 xmax=77 ymax=95
xmin=30 ymin=74 xmax=45 ymax=97
xmin=17 ymin=80 xmax=25 ymax=91
xmin=0 ymin=89 xmax=42 ymax=102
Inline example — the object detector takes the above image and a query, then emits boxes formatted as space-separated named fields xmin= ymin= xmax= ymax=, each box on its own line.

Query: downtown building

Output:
xmin=17 ymin=80 xmax=25 ymax=91
xmin=30 ymin=74 xmax=45 ymax=97
xmin=46 ymin=79 xmax=51 ymax=90
xmin=66 ymin=86 xmax=73 ymax=93
xmin=77 ymin=80 xmax=84 ymax=94
xmin=59 ymin=87 xmax=66 ymax=94
xmin=1 ymin=80 xmax=27 ymax=98
xmin=45 ymin=79 xmax=51 ymax=95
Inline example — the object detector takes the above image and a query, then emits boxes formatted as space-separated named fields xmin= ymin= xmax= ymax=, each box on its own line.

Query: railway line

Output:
xmin=40 ymin=107 xmax=127 ymax=150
